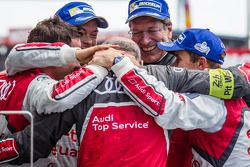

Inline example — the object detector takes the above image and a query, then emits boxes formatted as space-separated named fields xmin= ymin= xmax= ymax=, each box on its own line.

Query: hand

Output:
xmin=88 ymin=48 xmax=124 ymax=69
xmin=0 ymin=138 xmax=19 ymax=163
xmin=75 ymin=44 xmax=119 ymax=65
xmin=125 ymin=54 xmax=141 ymax=66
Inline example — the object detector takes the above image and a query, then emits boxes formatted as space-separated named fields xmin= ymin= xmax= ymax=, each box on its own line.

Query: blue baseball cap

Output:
xmin=157 ymin=28 xmax=225 ymax=64
xmin=55 ymin=2 xmax=108 ymax=28
xmin=126 ymin=0 xmax=170 ymax=23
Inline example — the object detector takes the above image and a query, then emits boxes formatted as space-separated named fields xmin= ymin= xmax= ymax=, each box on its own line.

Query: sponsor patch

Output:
xmin=68 ymin=6 xmax=94 ymax=17
xmin=194 ymin=42 xmax=210 ymax=55
xmin=0 ymin=139 xmax=19 ymax=163
xmin=0 ymin=80 xmax=16 ymax=101
xmin=220 ymin=42 xmax=225 ymax=49
xmin=173 ymin=67 xmax=184 ymax=73
xmin=130 ymin=0 xmax=162 ymax=14
xmin=68 ymin=7 xmax=84 ymax=17
xmin=177 ymin=32 xmax=186 ymax=44
xmin=209 ymin=69 xmax=234 ymax=99
xmin=81 ymin=7 xmax=94 ymax=14
xmin=75 ymin=16 xmax=92 ymax=22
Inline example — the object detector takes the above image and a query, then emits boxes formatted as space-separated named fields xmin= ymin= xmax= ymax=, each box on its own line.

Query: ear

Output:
xmin=139 ymin=60 xmax=144 ymax=66
xmin=197 ymin=57 xmax=208 ymax=70
xmin=166 ymin=23 xmax=173 ymax=41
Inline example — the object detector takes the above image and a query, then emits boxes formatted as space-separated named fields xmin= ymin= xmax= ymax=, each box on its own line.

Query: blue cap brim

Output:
xmin=68 ymin=15 xmax=108 ymax=28
xmin=157 ymin=42 xmax=184 ymax=51
xmin=125 ymin=12 xmax=167 ymax=23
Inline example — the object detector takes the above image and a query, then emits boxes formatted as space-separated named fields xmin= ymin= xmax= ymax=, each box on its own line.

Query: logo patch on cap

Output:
xmin=82 ymin=7 xmax=94 ymax=14
xmin=68 ymin=6 xmax=94 ymax=17
xmin=75 ymin=16 xmax=92 ymax=22
xmin=194 ymin=42 xmax=210 ymax=55
xmin=130 ymin=0 xmax=162 ymax=14
xmin=177 ymin=33 xmax=186 ymax=44
xmin=68 ymin=7 xmax=84 ymax=17
xmin=220 ymin=42 xmax=225 ymax=49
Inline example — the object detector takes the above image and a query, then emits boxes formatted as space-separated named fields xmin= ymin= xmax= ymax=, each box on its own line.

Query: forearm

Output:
xmin=2 ymin=110 xmax=75 ymax=165
xmin=26 ymin=65 xmax=108 ymax=114
xmin=112 ymin=57 xmax=227 ymax=130
xmin=5 ymin=42 xmax=78 ymax=76
xmin=144 ymin=64 xmax=250 ymax=103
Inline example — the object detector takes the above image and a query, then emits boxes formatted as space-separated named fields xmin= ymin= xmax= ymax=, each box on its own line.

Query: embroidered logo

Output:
xmin=177 ymin=33 xmax=186 ymax=44
xmin=173 ymin=67 xmax=184 ymax=73
xmin=94 ymin=76 xmax=124 ymax=95
xmin=0 ymin=80 xmax=16 ymax=101
xmin=221 ymin=42 xmax=225 ymax=49
xmin=194 ymin=42 xmax=210 ymax=55
xmin=130 ymin=0 xmax=162 ymax=14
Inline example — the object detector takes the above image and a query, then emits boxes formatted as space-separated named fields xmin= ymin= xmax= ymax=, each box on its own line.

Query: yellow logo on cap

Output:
xmin=68 ymin=7 xmax=83 ymax=17
xmin=130 ymin=2 xmax=138 ymax=13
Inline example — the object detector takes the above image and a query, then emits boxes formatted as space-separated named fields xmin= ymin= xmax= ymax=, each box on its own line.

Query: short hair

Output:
xmin=162 ymin=18 xmax=172 ymax=30
xmin=103 ymin=37 xmax=141 ymax=61
xmin=188 ymin=51 xmax=222 ymax=69
xmin=27 ymin=16 xmax=80 ymax=45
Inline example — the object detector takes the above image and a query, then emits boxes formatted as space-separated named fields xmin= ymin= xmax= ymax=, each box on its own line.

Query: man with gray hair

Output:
xmin=103 ymin=36 xmax=141 ymax=62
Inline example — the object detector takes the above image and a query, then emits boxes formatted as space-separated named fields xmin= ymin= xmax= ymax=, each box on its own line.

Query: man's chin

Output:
xmin=142 ymin=54 xmax=162 ymax=64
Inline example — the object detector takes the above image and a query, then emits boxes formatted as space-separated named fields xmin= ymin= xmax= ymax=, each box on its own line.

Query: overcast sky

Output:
xmin=0 ymin=0 xmax=248 ymax=37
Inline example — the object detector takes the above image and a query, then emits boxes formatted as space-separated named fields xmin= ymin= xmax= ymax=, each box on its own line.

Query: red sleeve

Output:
xmin=238 ymin=63 xmax=250 ymax=82
xmin=167 ymin=128 xmax=193 ymax=167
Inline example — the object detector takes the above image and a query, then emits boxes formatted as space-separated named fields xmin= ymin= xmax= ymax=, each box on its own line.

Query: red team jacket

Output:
xmin=0 ymin=43 xmax=109 ymax=167
xmin=168 ymin=99 xmax=250 ymax=167
xmin=0 ymin=69 xmax=42 ymax=132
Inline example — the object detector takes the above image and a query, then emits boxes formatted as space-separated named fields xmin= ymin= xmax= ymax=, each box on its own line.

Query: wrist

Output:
xmin=113 ymin=55 xmax=125 ymax=65
xmin=0 ymin=138 xmax=20 ymax=163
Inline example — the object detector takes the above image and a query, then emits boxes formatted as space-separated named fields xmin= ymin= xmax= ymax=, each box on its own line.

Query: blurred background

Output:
xmin=0 ymin=0 xmax=249 ymax=70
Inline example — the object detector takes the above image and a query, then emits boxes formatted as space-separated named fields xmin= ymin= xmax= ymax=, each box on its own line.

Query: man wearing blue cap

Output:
xmin=150 ymin=28 xmax=249 ymax=167
xmin=51 ymin=3 xmax=108 ymax=166
xmin=5 ymin=2 xmax=109 ymax=75
xmin=157 ymin=28 xmax=225 ymax=69
xmin=126 ymin=0 xmax=175 ymax=65
xmin=55 ymin=2 xmax=108 ymax=49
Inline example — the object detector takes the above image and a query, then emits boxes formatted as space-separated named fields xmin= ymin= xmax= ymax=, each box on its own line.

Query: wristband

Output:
xmin=113 ymin=55 xmax=124 ymax=65
xmin=209 ymin=69 xmax=234 ymax=99
xmin=0 ymin=138 xmax=19 ymax=164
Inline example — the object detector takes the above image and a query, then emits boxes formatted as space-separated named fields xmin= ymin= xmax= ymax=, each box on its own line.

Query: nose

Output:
xmin=81 ymin=35 xmax=95 ymax=48
xmin=139 ymin=32 xmax=152 ymax=45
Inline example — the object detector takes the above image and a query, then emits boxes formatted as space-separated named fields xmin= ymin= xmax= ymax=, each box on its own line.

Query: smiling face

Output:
xmin=78 ymin=20 xmax=99 ymax=49
xmin=129 ymin=16 xmax=172 ymax=64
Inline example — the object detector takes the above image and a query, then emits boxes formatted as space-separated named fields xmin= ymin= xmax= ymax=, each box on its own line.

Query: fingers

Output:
xmin=94 ymin=44 xmax=120 ymax=51
xmin=88 ymin=55 xmax=113 ymax=69
xmin=76 ymin=45 xmax=122 ymax=65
